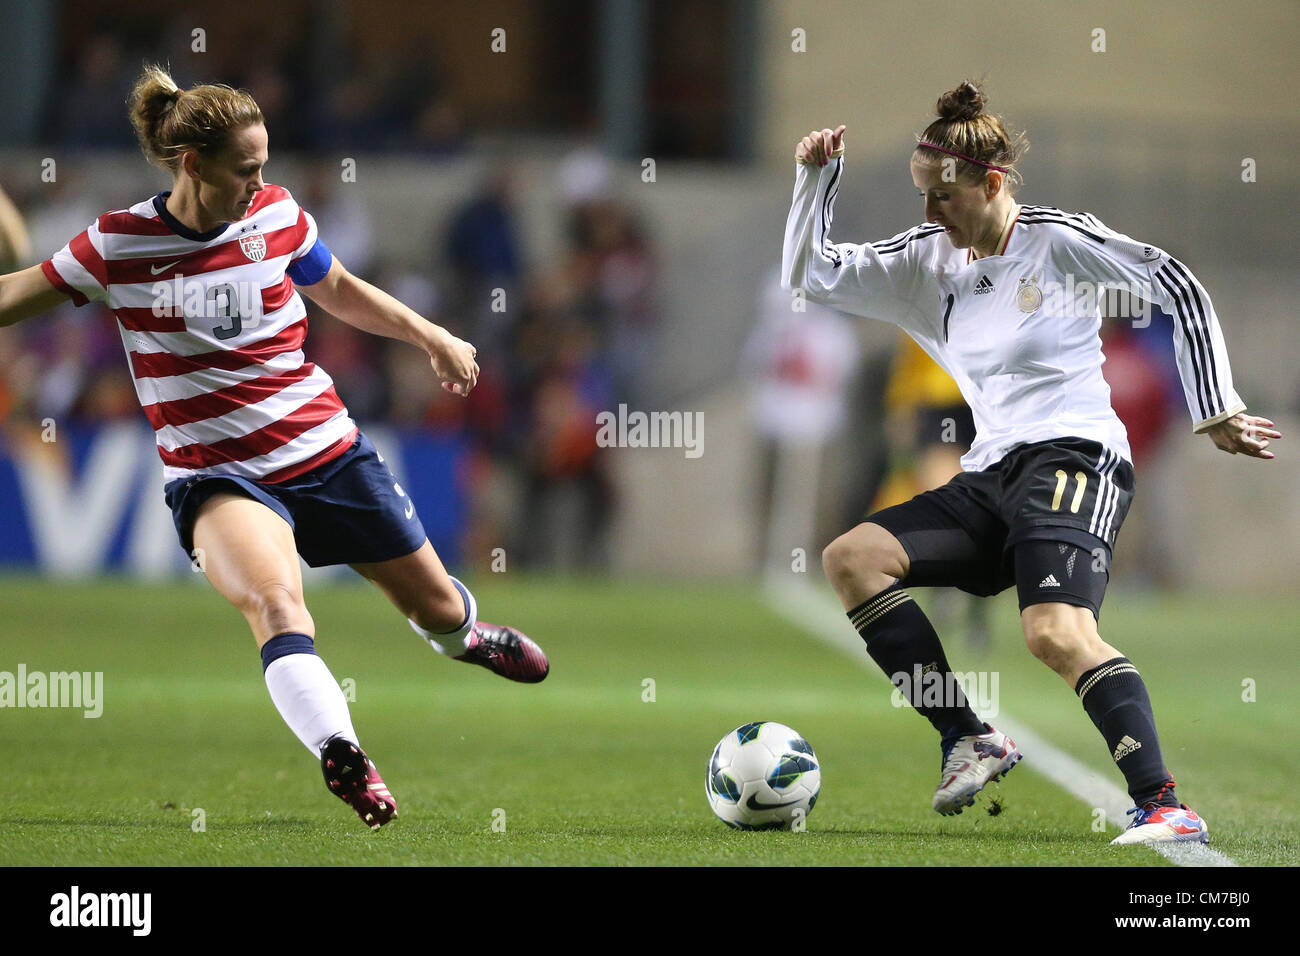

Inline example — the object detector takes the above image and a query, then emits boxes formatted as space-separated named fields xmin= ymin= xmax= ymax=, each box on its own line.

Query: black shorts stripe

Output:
xmin=1089 ymin=447 xmax=1121 ymax=542
xmin=1092 ymin=447 xmax=1112 ymax=538
xmin=1155 ymin=267 xmax=1212 ymax=420
xmin=1163 ymin=257 xmax=1224 ymax=412
xmin=1087 ymin=447 xmax=1110 ymax=538
xmin=1101 ymin=456 xmax=1121 ymax=542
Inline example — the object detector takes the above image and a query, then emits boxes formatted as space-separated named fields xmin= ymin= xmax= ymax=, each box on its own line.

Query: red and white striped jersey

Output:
xmin=41 ymin=184 xmax=357 ymax=483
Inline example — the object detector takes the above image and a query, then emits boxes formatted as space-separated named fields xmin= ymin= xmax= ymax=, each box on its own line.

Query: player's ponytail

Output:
xmin=915 ymin=80 xmax=1028 ymax=189
xmin=128 ymin=64 xmax=264 ymax=172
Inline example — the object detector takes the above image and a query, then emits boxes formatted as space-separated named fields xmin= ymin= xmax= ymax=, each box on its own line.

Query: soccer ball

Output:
xmin=706 ymin=721 xmax=820 ymax=830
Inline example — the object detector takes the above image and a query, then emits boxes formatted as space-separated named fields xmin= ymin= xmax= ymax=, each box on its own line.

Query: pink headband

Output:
xmin=916 ymin=140 xmax=1009 ymax=173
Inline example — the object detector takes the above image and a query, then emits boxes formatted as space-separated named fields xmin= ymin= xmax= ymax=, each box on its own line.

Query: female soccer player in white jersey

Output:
xmin=0 ymin=66 xmax=549 ymax=830
xmin=783 ymin=82 xmax=1279 ymax=845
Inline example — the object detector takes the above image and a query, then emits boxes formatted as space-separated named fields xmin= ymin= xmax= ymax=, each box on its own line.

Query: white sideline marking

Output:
xmin=764 ymin=575 xmax=1239 ymax=868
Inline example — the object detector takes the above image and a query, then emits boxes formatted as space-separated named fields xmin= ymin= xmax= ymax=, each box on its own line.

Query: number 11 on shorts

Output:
xmin=1051 ymin=469 xmax=1088 ymax=513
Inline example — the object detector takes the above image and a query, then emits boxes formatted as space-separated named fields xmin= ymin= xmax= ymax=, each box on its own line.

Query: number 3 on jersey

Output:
xmin=1051 ymin=469 xmax=1087 ymax=513
xmin=205 ymin=281 xmax=261 ymax=340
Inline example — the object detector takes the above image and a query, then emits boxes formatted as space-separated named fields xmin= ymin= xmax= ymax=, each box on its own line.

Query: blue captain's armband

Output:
xmin=287 ymin=238 xmax=333 ymax=285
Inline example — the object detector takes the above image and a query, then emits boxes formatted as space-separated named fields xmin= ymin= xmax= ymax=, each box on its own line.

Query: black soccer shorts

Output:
xmin=867 ymin=437 xmax=1135 ymax=618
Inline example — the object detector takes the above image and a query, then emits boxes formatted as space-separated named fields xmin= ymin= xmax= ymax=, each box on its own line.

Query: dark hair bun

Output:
xmin=937 ymin=82 xmax=985 ymax=123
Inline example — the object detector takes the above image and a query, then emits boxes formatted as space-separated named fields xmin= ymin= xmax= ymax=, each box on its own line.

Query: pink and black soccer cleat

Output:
xmin=320 ymin=735 xmax=397 ymax=831
xmin=1111 ymin=802 xmax=1209 ymax=844
xmin=455 ymin=622 xmax=549 ymax=683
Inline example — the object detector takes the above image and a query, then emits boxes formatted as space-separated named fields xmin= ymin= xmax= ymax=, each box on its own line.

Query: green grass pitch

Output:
xmin=0 ymin=575 xmax=1293 ymax=866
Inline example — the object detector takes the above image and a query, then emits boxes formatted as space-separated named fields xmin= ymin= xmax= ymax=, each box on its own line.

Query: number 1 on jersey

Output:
xmin=1051 ymin=469 xmax=1088 ymax=513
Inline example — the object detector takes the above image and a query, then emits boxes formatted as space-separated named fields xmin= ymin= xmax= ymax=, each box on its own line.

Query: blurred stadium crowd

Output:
xmin=37 ymin=25 xmax=471 ymax=155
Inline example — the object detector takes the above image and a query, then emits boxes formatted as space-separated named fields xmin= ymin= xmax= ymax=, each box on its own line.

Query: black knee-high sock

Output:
xmin=1075 ymin=657 xmax=1178 ymax=807
xmin=848 ymin=585 xmax=986 ymax=742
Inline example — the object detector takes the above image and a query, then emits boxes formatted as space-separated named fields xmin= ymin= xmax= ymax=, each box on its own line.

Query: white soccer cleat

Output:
xmin=1111 ymin=803 xmax=1209 ymax=845
xmin=932 ymin=723 xmax=1022 ymax=815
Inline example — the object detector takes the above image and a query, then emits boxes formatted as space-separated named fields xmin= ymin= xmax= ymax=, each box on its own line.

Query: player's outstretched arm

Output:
xmin=1202 ymin=412 xmax=1280 ymax=460
xmin=1053 ymin=220 xmax=1264 ymax=450
xmin=781 ymin=126 xmax=929 ymax=327
xmin=782 ymin=125 xmax=850 ymax=301
xmin=0 ymin=265 xmax=70 ymax=328
xmin=297 ymin=255 xmax=479 ymax=397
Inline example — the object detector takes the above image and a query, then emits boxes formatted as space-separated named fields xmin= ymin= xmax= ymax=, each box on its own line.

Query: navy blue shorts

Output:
xmin=164 ymin=431 xmax=429 ymax=568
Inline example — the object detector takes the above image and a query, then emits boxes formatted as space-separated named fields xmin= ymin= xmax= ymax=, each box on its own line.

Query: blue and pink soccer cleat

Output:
xmin=1111 ymin=802 xmax=1209 ymax=844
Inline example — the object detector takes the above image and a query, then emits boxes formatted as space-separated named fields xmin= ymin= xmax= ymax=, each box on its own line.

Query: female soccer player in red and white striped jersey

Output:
xmin=0 ymin=65 xmax=548 ymax=830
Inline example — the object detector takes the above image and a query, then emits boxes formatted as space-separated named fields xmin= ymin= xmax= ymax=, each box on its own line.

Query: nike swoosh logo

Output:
xmin=745 ymin=793 xmax=802 ymax=811
xmin=404 ymin=501 xmax=414 ymax=519
xmin=150 ymin=260 xmax=183 ymax=275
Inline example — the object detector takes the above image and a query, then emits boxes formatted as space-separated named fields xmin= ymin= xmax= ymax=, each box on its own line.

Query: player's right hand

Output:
xmin=795 ymin=126 xmax=846 ymax=166
xmin=430 ymin=331 xmax=479 ymax=398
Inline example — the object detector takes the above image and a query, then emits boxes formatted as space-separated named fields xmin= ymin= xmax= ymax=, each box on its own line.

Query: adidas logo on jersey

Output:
xmin=974 ymin=274 xmax=994 ymax=294
xmin=1113 ymin=735 xmax=1143 ymax=761
xmin=1038 ymin=574 xmax=1061 ymax=588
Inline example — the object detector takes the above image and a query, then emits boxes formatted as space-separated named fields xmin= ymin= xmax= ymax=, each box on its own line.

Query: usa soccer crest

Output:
xmin=239 ymin=230 xmax=266 ymax=262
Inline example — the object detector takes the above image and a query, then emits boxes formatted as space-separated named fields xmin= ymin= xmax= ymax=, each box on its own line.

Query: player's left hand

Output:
xmin=1204 ymin=412 xmax=1280 ymax=459
xmin=430 ymin=332 xmax=479 ymax=397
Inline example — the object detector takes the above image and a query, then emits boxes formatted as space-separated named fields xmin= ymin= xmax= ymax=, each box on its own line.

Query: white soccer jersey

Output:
xmin=782 ymin=157 xmax=1246 ymax=472
xmin=42 ymin=184 xmax=357 ymax=483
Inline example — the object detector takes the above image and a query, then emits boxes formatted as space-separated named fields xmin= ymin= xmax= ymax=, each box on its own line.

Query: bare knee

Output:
xmin=1022 ymin=606 xmax=1094 ymax=672
xmin=241 ymin=580 xmax=310 ymax=637
xmin=822 ymin=524 xmax=907 ymax=604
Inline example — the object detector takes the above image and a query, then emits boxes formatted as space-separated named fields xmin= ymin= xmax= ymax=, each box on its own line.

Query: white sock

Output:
xmin=263 ymin=646 xmax=359 ymax=755
xmin=409 ymin=576 xmax=477 ymax=656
